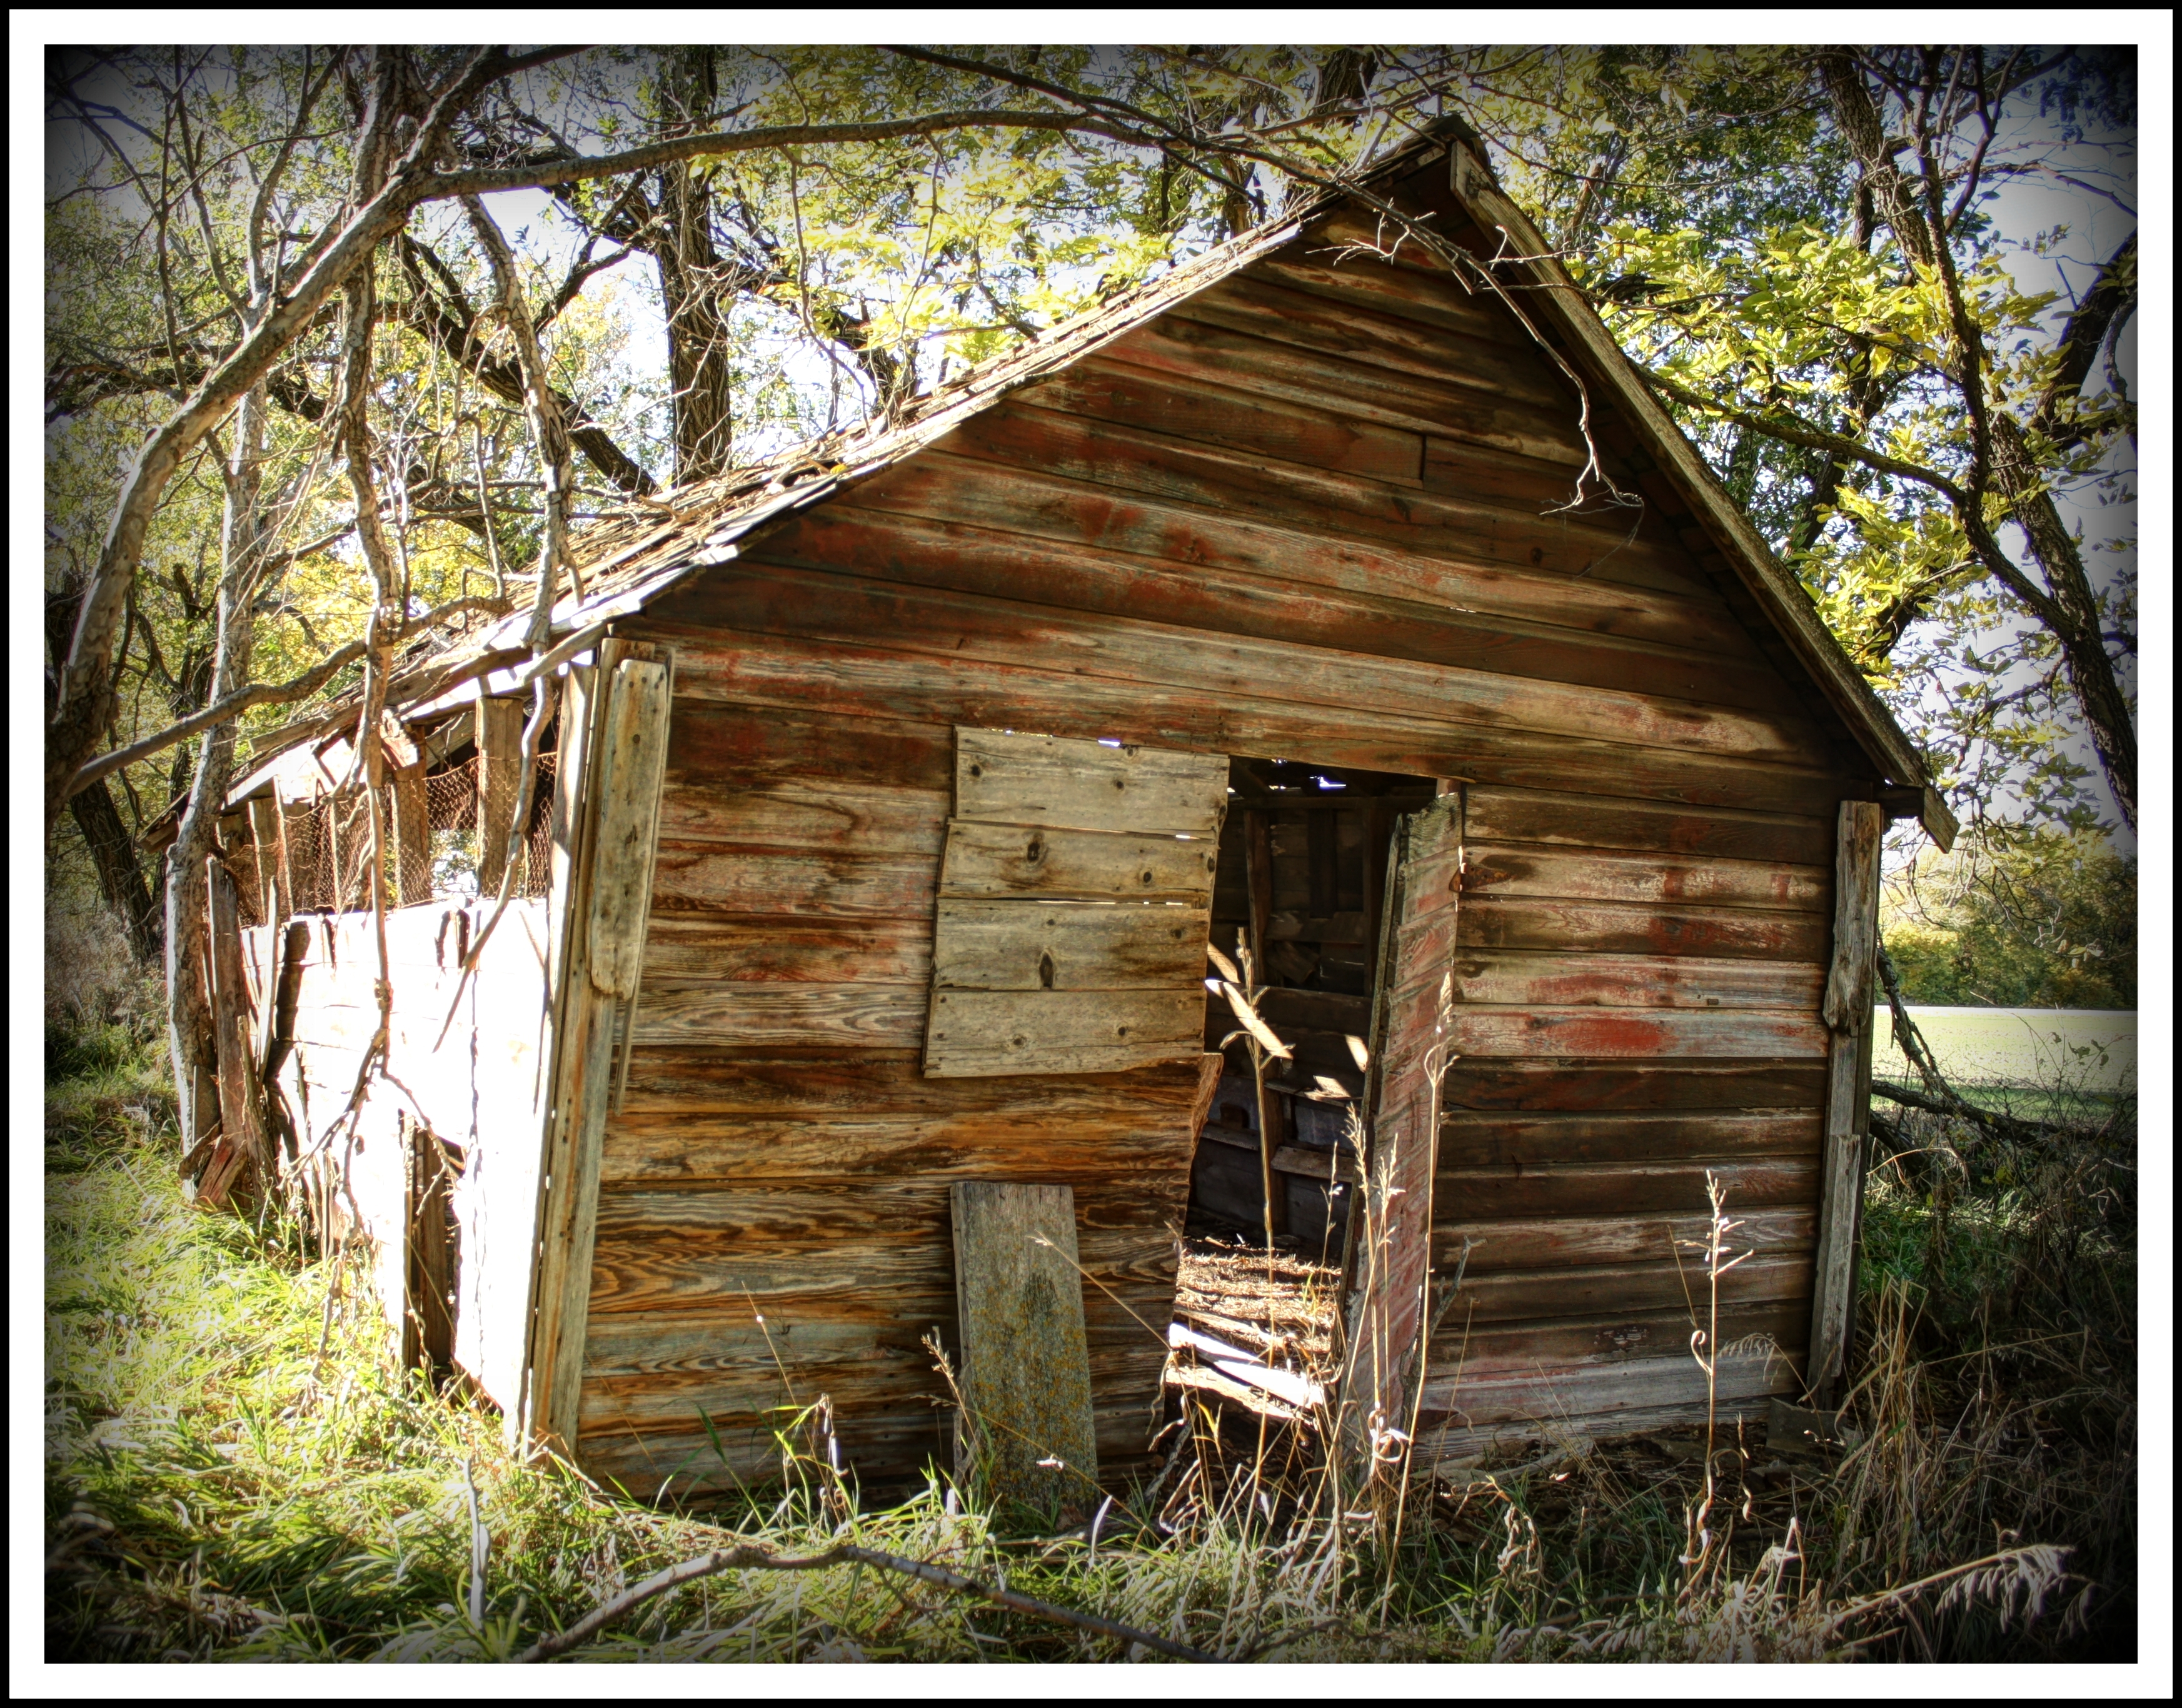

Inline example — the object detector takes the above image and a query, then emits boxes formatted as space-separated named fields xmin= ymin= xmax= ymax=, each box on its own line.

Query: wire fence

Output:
xmin=231 ymin=752 xmax=556 ymax=928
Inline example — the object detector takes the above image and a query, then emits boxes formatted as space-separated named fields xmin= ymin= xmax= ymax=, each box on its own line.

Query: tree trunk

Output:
xmin=71 ymin=780 xmax=163 ymax=965
xmin=168 ymin=381 xmax=267 ymax=1164
xmin=655 ymin=49 xmax=735 ymax=483
xmin=45 ymin=580 xmax=163 ymax=963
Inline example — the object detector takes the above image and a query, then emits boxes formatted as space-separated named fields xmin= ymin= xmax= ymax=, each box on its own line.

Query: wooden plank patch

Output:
xmin=955 ymin=726 xmax=1227 ymax=836
xmin=950 ymin=1182 xmax=1100 ymax=1505
xmin=932 ymin=900 xmax=1210 ymax=990
xmin=925 ymin=988 xmax=1207 ymax=1078
xmin=938 ymin=819 xmax=1218 ymax=903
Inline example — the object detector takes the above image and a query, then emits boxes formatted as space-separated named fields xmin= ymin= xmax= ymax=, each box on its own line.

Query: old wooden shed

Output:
xmin=208 ymin=119 xmax=1949 ymax=1497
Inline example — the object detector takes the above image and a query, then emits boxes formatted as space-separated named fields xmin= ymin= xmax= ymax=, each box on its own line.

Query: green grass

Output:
xmin=44 ymin=1010 xmax=2136 ymax=1664
xmin=1874 ymin=1006 xmax=2136 ymax=1095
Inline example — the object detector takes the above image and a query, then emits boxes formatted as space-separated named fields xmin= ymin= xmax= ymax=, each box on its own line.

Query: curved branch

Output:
xmin=64 ymin=595 xmax=508 ymax=798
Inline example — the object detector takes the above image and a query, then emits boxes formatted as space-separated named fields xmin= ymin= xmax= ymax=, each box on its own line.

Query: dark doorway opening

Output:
xmin=1189 ymin=756 xmax=1440 ymax=1258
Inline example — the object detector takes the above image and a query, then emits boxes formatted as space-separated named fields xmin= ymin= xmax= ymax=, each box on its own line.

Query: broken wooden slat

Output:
xmin=950 ymin=1181 xmax=1100 ymax=1505
xmin=1167 ymin=1320 xmax=1325 ymax=1409
xmin=954 ymin=726 xmax=1227 ymax=836
xmin=1807 ymin=800 xmax=1884 ymax=1402
xmin=1339 ymin=792 xmax=1464 ymax=1479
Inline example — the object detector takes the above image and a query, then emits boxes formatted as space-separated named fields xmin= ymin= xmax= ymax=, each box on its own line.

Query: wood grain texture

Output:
xmin=1462 ymin=845 xmax=1829 ymax=911
xmin=656 ymin=778 xmax=948 ymax=853
xmin=631 ymin=983 xmax=927 ymax=1048
xmin=1449 ymin=949 xmax=1824 ymax=1011
xmin=1437 ymin=1156 xmax=1819 ymax=1220
xmin=1809 ymin=800 xmax=1885 ymax=1399
xmin=955 ymin=726 xmax=1228 ymax=836
xmin=1340 ymin=795 xmax=1462 ymax=1472
xmin=1457 ymin=896 xmax=1829 ymax=962
xmin=932 ymin=900 xmax=1211 ymax=990
xmin=1442 ymin=1060 xmax=1828 ymax=1113
xmin=1438 ymin=1110 xmax=1822 ymax=1170
xmin=1463 ymin=785 xmax=1828 ymax=865
xmin=951 ymin=1182 xmax=1101 ymax=1503
xmin=475 ymin=696 xmax=524 ymax=894
xmin=929 ymin=408 xmax=1757 ymax=648
xmin=1418 ymin=1349 xmax=1794 ymax=1437
xmin=642 ymin=915 xmax=931 ymax=987
xmin=641 ymin=618 xmax=1852 ymax=818
xmin=676 ymin=560 xmax=1834 ymax=771
xmin=615 ymin=1047 xmax=1213 ymax=1118
xmin=937 ymin=818 xmax=1219 ymax=903
xmin=1437 ymin=1208 xmax=1816 ymax=1273
xmin=1100 ymin=318 xmax=1585 ymax=463
xmin=601 ymin=1108 xmax=1201 ymax=1185
xmin=1444 ymin=1005 xmax=1827 ymax=1061
xmin=1021 ymin=355 xmax=1424 ymax=483
xmin=925 ymin=988 xmax=1207 ymax=1078
xmin=586 ymin=659 xmax=672 ymax=1000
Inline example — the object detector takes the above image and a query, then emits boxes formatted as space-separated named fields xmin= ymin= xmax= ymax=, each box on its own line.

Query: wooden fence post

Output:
xmin=1809 ymin=799 xmax=1885 ymax=1405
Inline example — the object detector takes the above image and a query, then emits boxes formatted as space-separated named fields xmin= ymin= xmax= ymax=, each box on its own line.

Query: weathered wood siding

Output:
xmin=599 ymin=153 xmax=1871 ymax=1482
xmin=249 ymin=900 xmax=553 ymax=1421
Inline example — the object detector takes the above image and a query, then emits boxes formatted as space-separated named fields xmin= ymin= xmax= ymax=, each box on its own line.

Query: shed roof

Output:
xmin=234 ymin=116 xmax=1949 ymax=845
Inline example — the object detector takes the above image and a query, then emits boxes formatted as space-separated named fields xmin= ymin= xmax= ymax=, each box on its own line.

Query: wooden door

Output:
xmin=1338 ymin=792 xmax=1463 ymax=1480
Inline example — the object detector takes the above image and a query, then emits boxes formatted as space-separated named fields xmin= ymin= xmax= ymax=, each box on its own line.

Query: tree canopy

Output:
xmin=44 ymin=44 xmax=2137 ymax=1020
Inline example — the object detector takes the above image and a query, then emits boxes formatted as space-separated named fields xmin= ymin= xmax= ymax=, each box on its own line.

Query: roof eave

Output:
xmin=1440 ymin=142 xmax=1953 ymax=850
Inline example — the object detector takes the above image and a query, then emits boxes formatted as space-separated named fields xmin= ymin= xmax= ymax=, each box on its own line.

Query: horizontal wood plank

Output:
xmin=656 ymin=778 xmax=948 ymax=852
xmin=688 ymin=558 xmax=1832 ymax=770
xmin=600 ymin=1108 xmax=1200 ymax=1184
xmin=937 ymin=818 xmax=1218 ymax=903
xmin=1437 ymin=1156 xmax=1819 ymax=1219
xmin=925 ymin=987 xmax=1208 ymax=1077
xmin=954 ymin=726 xmax=1227 ymax=836
xmin=1457 ymin=896 xmax=1829 ymax=962
xmin=1020 ymin=355 xmax=1423 ymax=484
xmin=1450 ymin=949 xmax=1823 ymax=1010
xmin=1463 ymin=785 xmax=1829 ymax=865
xmin=631 ymin=984 xmax=926 ymax=1048
xmin=932 ymin=900 xmax=1212 ymax=990
xmin=930 ymin=406 xmax=1753 ymax=640
xmin=1445 ymin=1005 xmax=1828 ymax=1061
xmin=666 ymin=700 xmax=953 ymax=793
xmin=1438 ymin=1110 xmax=1823 ymax=1170
xmin=1442 ymin=1060 xmax=1829 ymax=1113
xmin=1463 ymin=844 xmax=1829 ymax=910
xmin=648 ymin=841 xmax=936 ymax=920
xmin=1436 ymin=1207 xmax=1817 ymax=1273
xmin=642 ymin=916 xmax=930 ymax=985
xmin=1444 ymin=1251 xmax=1814 ymax=1324
xmin=636 ymin=619 xmax=1852 ymax=818
xmin=1100 ymin=319 xmax=1586 ymax=464
xmin=616 ymin=1047 xmax=1213 ymax=1117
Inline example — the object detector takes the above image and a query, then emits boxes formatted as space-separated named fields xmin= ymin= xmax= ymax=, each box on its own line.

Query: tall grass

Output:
xmin=45 ymin=1000 xmax=2134 ymax=1663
